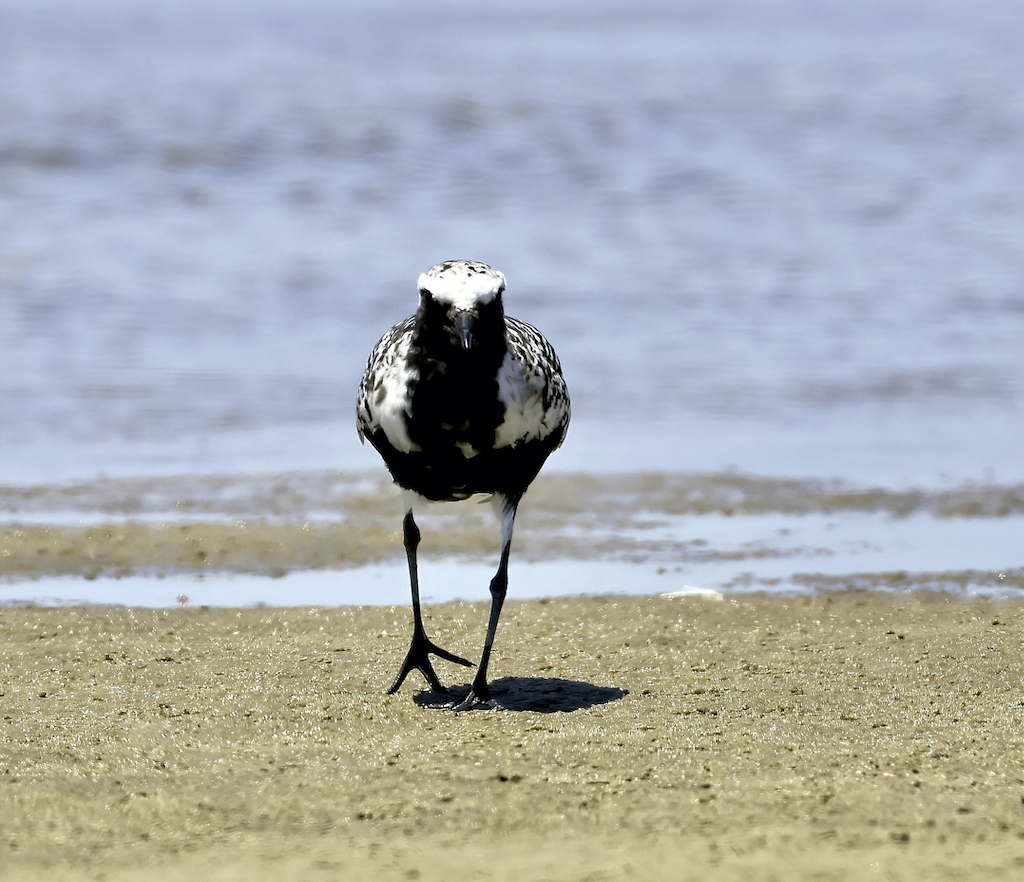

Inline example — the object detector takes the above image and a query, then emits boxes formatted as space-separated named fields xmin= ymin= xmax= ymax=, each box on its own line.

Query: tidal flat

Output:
xmin=3 ymin=591 xmax=1023 ymax=881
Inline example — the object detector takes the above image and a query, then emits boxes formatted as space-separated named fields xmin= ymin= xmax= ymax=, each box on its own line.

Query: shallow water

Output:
xmin=2 ymin=470 xmax=1020 ymax=605
xmin=1 ymin=0 xmax=1021 ymax=604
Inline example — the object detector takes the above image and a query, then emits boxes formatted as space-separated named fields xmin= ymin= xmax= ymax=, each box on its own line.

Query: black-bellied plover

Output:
xmin=357 ymin=260 xmax=570 ymax=710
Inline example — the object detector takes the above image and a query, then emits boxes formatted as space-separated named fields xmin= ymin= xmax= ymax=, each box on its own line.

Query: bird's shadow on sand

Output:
xmin=413 ymin=677 xmax=628 ymax=713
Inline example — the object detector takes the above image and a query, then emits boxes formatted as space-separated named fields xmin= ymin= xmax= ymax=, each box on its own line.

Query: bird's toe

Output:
xmin=448 ymin=688 xmax=497 ymax=712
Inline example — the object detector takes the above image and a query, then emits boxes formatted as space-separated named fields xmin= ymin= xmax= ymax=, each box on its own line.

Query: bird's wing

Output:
xmin=356 ymin=316 xmax=417 ymax=446
xmin=495 ymin=317 xmax=571 ymax=449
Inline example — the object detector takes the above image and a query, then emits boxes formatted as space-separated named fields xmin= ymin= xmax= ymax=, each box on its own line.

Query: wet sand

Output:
xmin=3 ymin=591 xmax=1024 ymax=880
xmin=3 ymin=470 xmax=1022 ymax=585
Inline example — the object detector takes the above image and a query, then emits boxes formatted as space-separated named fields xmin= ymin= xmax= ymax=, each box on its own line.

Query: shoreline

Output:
xmin=3 ymin=590 xmax=1024 ymax=880
xmin=2 ymin=471 xmax=1021 ymax=608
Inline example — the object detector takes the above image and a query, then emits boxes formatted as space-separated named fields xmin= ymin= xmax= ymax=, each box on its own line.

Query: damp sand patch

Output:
xmin=2 ymin=472 xmax=1021 ymax=604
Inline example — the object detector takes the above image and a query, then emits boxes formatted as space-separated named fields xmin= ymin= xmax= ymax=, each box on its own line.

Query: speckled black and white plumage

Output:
xmin=356 ymin=259 xmax=570 ymax=710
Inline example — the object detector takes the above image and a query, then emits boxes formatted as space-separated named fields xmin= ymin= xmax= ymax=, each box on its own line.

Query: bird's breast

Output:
xmin=402 ymin=347 xmax=506 ymax=457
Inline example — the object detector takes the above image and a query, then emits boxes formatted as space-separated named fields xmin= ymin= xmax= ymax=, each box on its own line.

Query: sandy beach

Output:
xmin=3 ymin=590 xmax=1023 ymax=880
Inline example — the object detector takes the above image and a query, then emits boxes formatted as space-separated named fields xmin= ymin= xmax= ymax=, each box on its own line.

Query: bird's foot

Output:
xmin=387 ymin=630 xmax=473 ymax=695
xmin=447 ymin=674 xmax=499 ymax=711
xmin=448 ymin=689 xmax=497 ymax=712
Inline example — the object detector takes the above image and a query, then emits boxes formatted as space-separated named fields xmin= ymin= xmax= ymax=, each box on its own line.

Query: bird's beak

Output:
xmin=454 ymin=312 xmax=475 ymax=351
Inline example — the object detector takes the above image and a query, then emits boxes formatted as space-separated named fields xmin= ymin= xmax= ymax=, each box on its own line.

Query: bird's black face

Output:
xmin=417 ymin=288 xmax=505 ymax=356
xmin=413 ymin=259 xmax=508 ymax=360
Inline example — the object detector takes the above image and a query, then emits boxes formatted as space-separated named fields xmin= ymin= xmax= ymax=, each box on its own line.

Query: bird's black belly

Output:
xmin=406 ymin=360 xmax=505 ymax=461
xmin=374 ymin=352 xmax=501 ymax=498
xmin=366 ymin=427 xmax=564 ymax=501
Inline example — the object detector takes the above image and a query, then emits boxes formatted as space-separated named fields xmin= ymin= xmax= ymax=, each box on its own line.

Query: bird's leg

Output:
xmin=388 ymin=509 xmax=473 ymax=695
xmin=450 ymin=495 xmax=519 ymax=711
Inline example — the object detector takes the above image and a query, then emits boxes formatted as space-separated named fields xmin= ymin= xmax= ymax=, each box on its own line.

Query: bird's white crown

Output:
xmin=417 ymin=260 xmax=506 ymax=311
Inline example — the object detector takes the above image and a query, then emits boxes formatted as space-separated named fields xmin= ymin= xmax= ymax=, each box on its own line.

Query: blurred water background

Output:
xmin=1 ymin=0 xmax=1021 ymax=605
